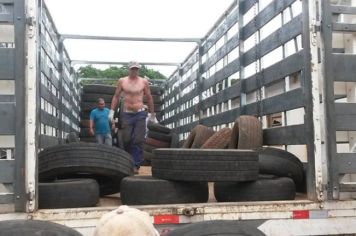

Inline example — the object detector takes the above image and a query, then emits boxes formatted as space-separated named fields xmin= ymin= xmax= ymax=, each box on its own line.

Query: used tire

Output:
xmin=147 ymin=131 xmax=172 ymax=142
xmin=150 ymin=85 xmax=163 ymax=95
xmin=167 ymin=220 xmax=265 ymax=236
xmin=229 ymin=116 xmax=263 ymax=149
xmin=83 ymin=85 xmax=116 ymax=95
xmin=143 ymin=151 xmax=155 ymax=162
xmin=39 ymin=179 xmax=99 ymax=209
xmin=183 ymin=125 xmax=215 ymax=148
xmin=201 ymin=127 xmax=232 ymax=149
xmin=121 ymin=176 xmax=209 ymax=205
xmin=257 ymin=147 xmax=304 ymax=189
xmin=145 ymin=137 xmax=170 ymax=148
xmin=152 ymin=149 xmax=259 ymax=182
xmin=38 ymin=143 xmax=134 ymax=195
xmin=147 ymin=121 xmax=171 ymax=134
xmin=144 ymin=144 xmax=156 ymax=153
xmin=0 ymin=220 xmax=82 ymax=236
xmin=66 ymin=132 xmax=79 ymax=143
xmin=81 ymin=93 xmax=113 ymax=102
xmin=170 ymin=133 xmax=179 ymax=148
xmin=214 ymin=176 xmax=296 ymax=202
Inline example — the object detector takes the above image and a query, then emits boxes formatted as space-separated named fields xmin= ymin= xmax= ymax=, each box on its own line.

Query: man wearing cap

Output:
xmin=110 ymin=61 xmax=155 ymax=173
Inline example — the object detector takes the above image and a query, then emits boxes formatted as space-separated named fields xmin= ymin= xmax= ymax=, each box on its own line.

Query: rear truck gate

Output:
xmin=2 ymin=0 xmax=356 ymax=236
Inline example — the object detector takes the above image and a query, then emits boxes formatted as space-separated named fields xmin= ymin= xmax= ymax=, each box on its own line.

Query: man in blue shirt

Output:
xmin=89 ymin=98 xmax=113 ymax=145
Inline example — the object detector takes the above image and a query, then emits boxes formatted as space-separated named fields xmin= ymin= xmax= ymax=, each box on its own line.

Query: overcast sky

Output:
xmin=44 ymin=0 xmax=234 ymax=77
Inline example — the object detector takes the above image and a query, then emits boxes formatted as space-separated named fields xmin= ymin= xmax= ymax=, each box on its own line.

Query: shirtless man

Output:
xmin=109 ymin=61 xmax=155 ymax=172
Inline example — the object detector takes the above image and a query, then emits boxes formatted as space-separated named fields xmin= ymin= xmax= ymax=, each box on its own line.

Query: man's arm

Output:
xmin=109 ymin=79 xmax=122 ymax=121
xmin=111 ymin=79 xmax=123 ymax=110
xmin=143 ymin=79 xmax=154 ymax=114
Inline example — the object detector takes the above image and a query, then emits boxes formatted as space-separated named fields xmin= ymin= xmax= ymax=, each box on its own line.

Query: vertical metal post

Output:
xmin=13 ymin=0 xmax=27 ymax=212
xmin=57 ymin=40 xmax=64 ymax=143
xmin=238 ymin=0 xmax=246 ymax=114
xmin=320 ymin=0 xmax=339 ymax=200
xmin=198 ymin=45 xmax=204 ymax=123
xmin=302 ymin=0 xmax=322 ymax=201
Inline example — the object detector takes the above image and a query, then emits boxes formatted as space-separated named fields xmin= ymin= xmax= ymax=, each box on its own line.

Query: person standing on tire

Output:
xmin=89 ymin=98 xmax=114 ymax=145
xmin=110 ymin=61 xmax=156 ymax=173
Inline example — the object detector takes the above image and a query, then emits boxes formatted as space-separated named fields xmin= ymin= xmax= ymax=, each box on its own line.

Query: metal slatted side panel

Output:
xmin=38 ymin=3 xmax=81 ymax=149
xmin=163 ymin=0 xmax=317 ymax=200
xmin=321 ymin=1 xmax=356 ymax=198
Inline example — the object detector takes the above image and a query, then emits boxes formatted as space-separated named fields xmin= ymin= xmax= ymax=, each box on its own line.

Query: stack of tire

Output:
xmin=79 ymin=84 xmax=164 ymax=143
xmin=79 ymin=84 xmax=116 ymax=143
xmin=38 ymin=142 xmax=134 ymax=209
xmin=143 ymin=121 xmax=179 ymax=166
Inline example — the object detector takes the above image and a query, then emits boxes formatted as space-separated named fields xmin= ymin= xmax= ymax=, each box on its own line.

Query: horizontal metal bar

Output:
xmin=175 ymin=121 xmax=199 ymax=134
xmin=0 ymin=95 xmax=15 ymax=102
xmin=61 ymin=34 xmax=201 ymax=43
xmin=330 ymin=5 xmax=356 ymax=15
xmin=240 ymin=0 xmax=257 ymax=15
xmin=241 ymin=0 xmax=296 ymax=41
xmin=0 ymin=103 xmax=15 ymax=135
xmin=332 ymin=54 xmax=356 ymax=82
xmin=339 ymin=183 xmax=356 ymax=192
xmin=244 ymin=50 xmax=304 ymax=93
xmin=0 ymin=193 xmax=13 ymax=204
xmin=0 ymin=3 xmax=13 ymax=23
xmin=40 ymin=84 xmax=59 ymax=108
xmin=338 ymin=153 xmax=356 ymax=174
xmin=263 ymin=124 xmax=306 ymax=145
xmin=333 ymin=22 xmax=356 ymax=32
xmin=200 ymin=107 xmax=241 ymax=127
xmin=201 ymin=82 xmax=241 ymax=110
xmin=0 ymin=160 xmax=14 ymax=183
xmin=0 ymin=48 xmax=14 ymax=80
xmin=335 ymin=103 xmax=356 ymax=131
xmin=164 ymin=87 xmax=199 ymax=112
xmin=0 ymin=0 xmax=14 ymax=3
xmin=41 ymin=62 xmax=60 ymax=89
xmin=71 ymin=60 xmax=180 ymax=67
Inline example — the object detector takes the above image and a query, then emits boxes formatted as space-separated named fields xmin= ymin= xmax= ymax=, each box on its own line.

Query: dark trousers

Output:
xmin=122 ymin=111 xmax=147 ymax=168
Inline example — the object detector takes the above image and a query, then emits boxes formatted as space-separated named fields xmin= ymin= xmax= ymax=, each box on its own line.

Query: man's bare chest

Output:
xmin=122 ymin=80 xmax=144 ymax=94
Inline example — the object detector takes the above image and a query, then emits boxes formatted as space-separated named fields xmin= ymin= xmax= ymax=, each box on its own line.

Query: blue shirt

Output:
xmin=90 ymin=108 xmax=110 ymax=135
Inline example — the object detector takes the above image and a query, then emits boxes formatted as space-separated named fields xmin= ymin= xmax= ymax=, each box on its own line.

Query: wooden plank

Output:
xmin=338 ymin=153 xmax=356 ymax=174
xmin=242 ymin=14 xmax=302 ymax=67
xmin=164 ymin=87 xmax=199 ymax=111
xmin=263 ymin=124 xmax=306 ymax=145
xmin=39 ymin=135 xmax=59 ymax=149
xmin=40 ymin=110 xmax=59 ymax=129
xmin=201 ymin=33 xmax=239 ymax=72
xmin=332 ymin=54 xmax=356 ymax=82
xmin=241 ymin=0 xmax=296 ymax=40
xmin=201 ymin=7 xmax=239 ymax=54
xmin=200 ymin=107 xmax=240 ymax=127
xmin=0 ymin=48 xmax=14 ymax=79
xmin=244 ymin=51 xmax=304 ymax=93
xmin=240 ymin=0 xmax=258 ymax=15
xmin=0 ymin=193 xmax=13 ymax=204
xmin=201 ymin=82 xmax=241 ymax=110
xmin=333 ymin=23 xmax=356 ymax=32
xmin=330 ymin=5 xmax=356 ymax=15
xmin=40 ymin=84 xmax=59 ymax=108
xmin=0 ymin=160 xmax=14 ymax=183
xmin=339 ymin=183 xmax=356 ymax=192
xmin=175 ymin=121 xmax=199 ymax=134
xmin=0 ymin=103 xmax=15 ymax=135
xmin=335 ymin=103 xmax=356 ymax=131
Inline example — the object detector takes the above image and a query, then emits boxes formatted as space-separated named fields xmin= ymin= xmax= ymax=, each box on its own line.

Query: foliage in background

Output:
xmin=78 ymin=65 xmax=167 ymax=86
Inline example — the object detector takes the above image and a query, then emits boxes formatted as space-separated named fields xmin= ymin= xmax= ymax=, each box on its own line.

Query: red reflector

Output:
xmin=293 ymin=210 xmax=310 ymax=219
xmin=154 ymin=215 xmax=179 ymax=224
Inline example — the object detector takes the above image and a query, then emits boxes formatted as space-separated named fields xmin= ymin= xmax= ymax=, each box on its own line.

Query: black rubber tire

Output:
xmin=38 ymin=143 xmax=134 ymax=195
xmin=229 ymin=115 xmax=263 ymax=149
xmin=150 ymin=85 xmax=163 ymax=95
xmin=66 ymin=132 xmax=79 ymax=143
xmin=39 ymin=179 xmax=99 ymax=209
xmin=80 ymin=137 xmax=96 ymax=143
xmin=83 ymin=85 xmax=116 ymax=95
xmin=121 ymin=176 xmax=209 ymax=205
xmin=144 ymin=144 xmax=156 ymax=153
xmin=152 ymin=149 xmax=259 ymax=182
xmin=147 ymin=130 xmax=172 ymax=142
xmin=0 ymin=220 xmax=82 ymax=236
xmin=201 ymin=127 xmax=232 ymax=149
xmin=167 ymin=220 xmax=265 ymax=236
xmin=257 ymin=147 xmax=304 ymax=189
xmin=147 ymin=121 xmax=171 ymax=134
xmin=183 ymin=125 xmax=216 ymax=148
xmin=214 ymin=176 xmax=296 ymax=202
xmin=143 ymin=151 xmax=155 ymax=162
xmin=298 ymin=162 xmax=308 ymax=193
xmin=145 ymin=137 xmax=171 ymax=148
xmin=170 ymin=133 xmax=179 ymax=148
